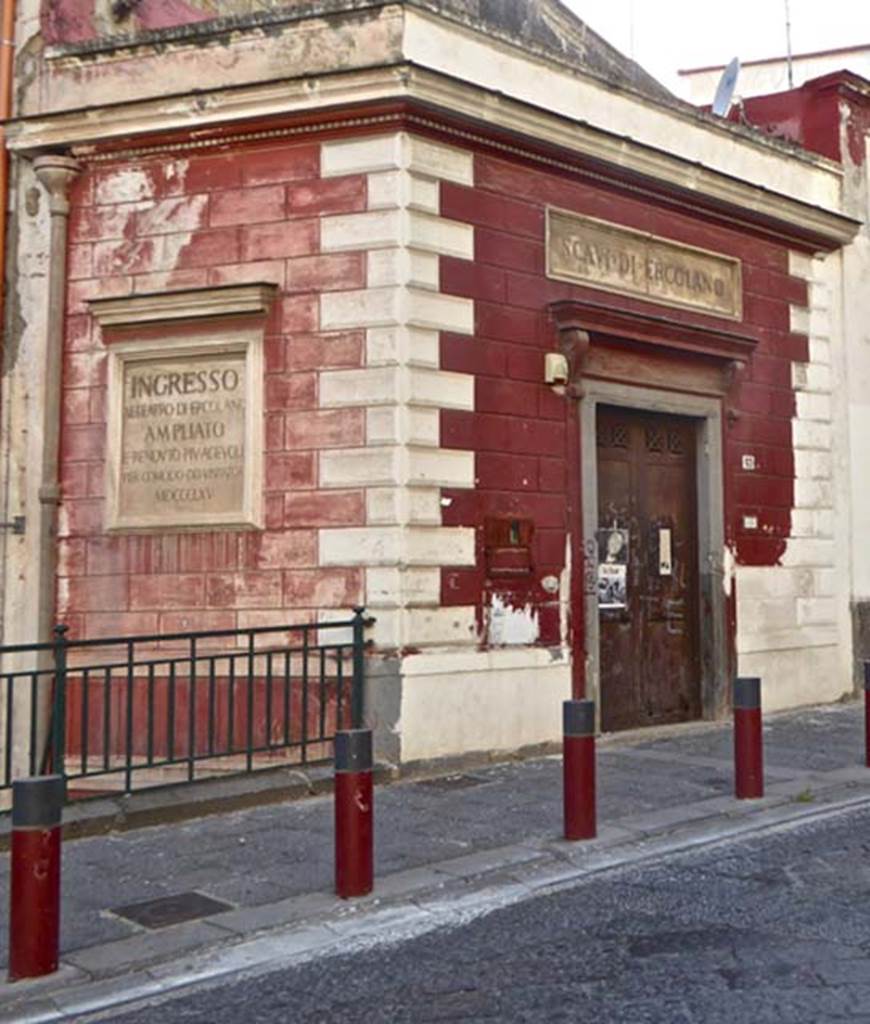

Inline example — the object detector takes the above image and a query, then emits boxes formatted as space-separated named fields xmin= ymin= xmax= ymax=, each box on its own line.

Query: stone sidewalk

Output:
xmin=1 ymin=700 xmax=869 ymax=1022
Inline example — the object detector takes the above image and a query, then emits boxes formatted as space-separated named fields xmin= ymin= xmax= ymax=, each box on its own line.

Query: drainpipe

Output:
xmin=0 ymin=0 xmax=15 ymax=344
xmin=0 ymin=0 xmax=15 ymax=650
xmin=33 ymin=155 xmax=79 ymax=650
xmin=12 ymin=154 xmax=80 ymax=777
xmin=549 ymin=310 xmax=591 ymax=700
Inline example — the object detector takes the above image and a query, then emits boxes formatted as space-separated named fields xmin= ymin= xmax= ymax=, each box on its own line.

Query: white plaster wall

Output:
xmin=845 ymin=137 xmax=870 ymax=607
xmin=34 ymin=7 xmax=406 ymax=116
xmin=0 ymin=2 xmax=60 ymax=778
xmin=396 ymin=649 xmax=571 ymax=762
xmin=401 ymin=7 xmax=842 ymax=215
xmin=736 ymin=645 xmax=843 ymax=713
xmin=681 ymin=51 xmax=870 ymax=105
xmin=735 ymin=249 xmax=851 ymax=710
xmin=0 ymin=156 xmax=54 ymax=774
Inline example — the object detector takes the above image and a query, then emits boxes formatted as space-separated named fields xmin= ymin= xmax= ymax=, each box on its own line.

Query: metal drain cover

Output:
xmin=113 ymin=891 xmax=233 ymax=929
xmin=414 ymin=773 xmax=488 ymax=792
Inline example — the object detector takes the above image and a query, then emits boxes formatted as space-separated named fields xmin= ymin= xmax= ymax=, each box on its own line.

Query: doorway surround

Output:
xmin=548 ymin=299 xmax=758 ymax=731
xmin=580 ymin=380 xmax=727 ymax=728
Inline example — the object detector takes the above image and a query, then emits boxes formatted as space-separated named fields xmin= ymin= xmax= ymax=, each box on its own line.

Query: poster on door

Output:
xmin=597 ymin=528 xmax=629 ymax=610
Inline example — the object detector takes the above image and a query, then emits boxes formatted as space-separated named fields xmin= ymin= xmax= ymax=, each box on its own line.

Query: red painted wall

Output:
xmin=437 ymin=149 xmax=809 ymax=656
xmin=57 ymin=139 xmax=369 ymax=640
xmin=42 ymin=0 xmax=260 ymax=45
xmin=739 ymin=72 xmax=870 ymax=167
xmin=57 ymin=129 xmax=811 ymax=665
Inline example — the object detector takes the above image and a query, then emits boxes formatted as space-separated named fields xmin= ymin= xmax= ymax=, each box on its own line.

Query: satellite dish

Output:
xmin=712 ymin=57 xmax=740 ymax=116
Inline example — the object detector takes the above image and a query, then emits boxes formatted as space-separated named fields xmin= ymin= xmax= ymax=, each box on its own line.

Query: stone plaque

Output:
xmin=547 ymin=209 xmax=742 ymax=320
xmin=119 ymin=351 xmax=245 ymax=521
xmin=107 ymin=337 xmax=262 ymax=530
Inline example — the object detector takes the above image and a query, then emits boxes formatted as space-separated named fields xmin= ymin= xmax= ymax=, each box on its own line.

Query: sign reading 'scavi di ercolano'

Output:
xmin=547 ymin=208 xmax=742 ymax=320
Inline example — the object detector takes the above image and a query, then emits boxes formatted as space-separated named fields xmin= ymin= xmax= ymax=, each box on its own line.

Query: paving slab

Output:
xmin=62 ymin=920 xmax=231 ymax=977
xmin=211 ymin=891 xmax=340 ymax=936
xmin=429 ymin=844 xmax=543 ymax=880
xmin=355 ymin=865 xmax=451 ymax=901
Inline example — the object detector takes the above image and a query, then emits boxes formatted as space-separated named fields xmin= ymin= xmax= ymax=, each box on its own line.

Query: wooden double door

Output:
xmin=596 ymin=405 xmax=702 ymax=732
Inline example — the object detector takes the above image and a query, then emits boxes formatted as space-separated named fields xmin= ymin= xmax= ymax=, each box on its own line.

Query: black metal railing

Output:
xmin=0 ymin=609 xmax=372 ymax=798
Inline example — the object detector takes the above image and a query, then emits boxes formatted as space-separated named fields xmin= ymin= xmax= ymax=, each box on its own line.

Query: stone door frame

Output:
xmin=579 ymin=380 xmax=728 ymax=729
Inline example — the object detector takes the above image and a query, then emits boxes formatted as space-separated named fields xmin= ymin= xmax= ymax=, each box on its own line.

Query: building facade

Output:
xmin=0 ymin=0 xmax=862 ymax=768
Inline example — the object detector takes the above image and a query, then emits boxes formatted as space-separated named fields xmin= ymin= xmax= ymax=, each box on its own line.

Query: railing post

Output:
xmin=51 ymin=625 xmax=68 ymax=779
xmin=351 ymin=607 xmax=366 ymax=730
xmin=734 ymin=676 xmax=764 ymax=799
xmin=864 ymin=662 xmax=870 ymax=768
xmin=563 ymin=699 xmax=597 ymax=840
xmin=9 ymin=775 xmax=64 ymax=981
xmin=334 ymin=728 xmax=373 ymax=899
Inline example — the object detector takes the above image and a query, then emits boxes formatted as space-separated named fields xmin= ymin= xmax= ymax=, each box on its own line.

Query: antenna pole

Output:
xmin=784 ymin=0 xmax=794 ymax=88
xmin=628 ymin=0 xmax=636 ymax=61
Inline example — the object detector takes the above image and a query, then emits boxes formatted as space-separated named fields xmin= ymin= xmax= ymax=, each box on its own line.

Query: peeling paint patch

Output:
xmin=487 ymin=593 xmax=539 ymax=646
xmin=43 ymin=0 xmax=96 ymax=45
xmin=94 ymin=168 xmax=155 ymax=206
xmin=56 ymin=576 xmax=70 ymax=617
xmin=136 ymin=194 xmax=207 ymax=237
xmin=723 ymin=545 xmax=736 ymax=597
xmin=559 ymin=534 xmax=571 ymax=647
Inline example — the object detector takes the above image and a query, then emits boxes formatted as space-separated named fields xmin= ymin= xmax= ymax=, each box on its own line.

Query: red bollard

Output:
xmin=9 ymin=775 xmax=65 ymax=982
xmin=563 ymin=699 xmax=596 ymax=840
xmin=864 ymin=662 xmax=870 ymax=768
xmin=734 ymin=677 xmax=764 ymax=799
xmin=334 ymin=729 xmax=373 ymax=899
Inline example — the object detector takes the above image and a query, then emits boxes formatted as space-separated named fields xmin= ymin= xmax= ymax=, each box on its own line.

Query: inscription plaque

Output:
xmin=119 ymin=351 xmax=245 ymax=521
xmin=106 ymin=335 xmax=262 ymax=530
xmin=547 ymin=208 xmax=742 ymax=320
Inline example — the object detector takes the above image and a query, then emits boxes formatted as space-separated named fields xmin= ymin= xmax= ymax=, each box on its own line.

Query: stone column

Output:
xmin=1 ymin=155 xmax=80 ymax=784
xmin=32 ymin=155 xmax=79 ymax=649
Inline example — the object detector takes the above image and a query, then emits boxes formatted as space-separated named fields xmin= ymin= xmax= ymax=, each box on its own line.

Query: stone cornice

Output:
xmin=88 ymin=283 xmax=278 ymax=328
xmin=8 ymin=65 xmax=859 ymax=252
xmin=550 ymin=299 xmax=760 ymax=365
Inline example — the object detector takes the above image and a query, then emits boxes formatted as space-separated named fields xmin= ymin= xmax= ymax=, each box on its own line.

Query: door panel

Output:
xmin=596 ymin=406 xmax=701 ymax=731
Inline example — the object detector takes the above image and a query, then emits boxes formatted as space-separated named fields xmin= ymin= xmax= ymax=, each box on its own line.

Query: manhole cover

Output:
xmin=414 ymin=774 xmax=488 ymax=792
xmin=112 ymin=891 xmax=233 ymax=930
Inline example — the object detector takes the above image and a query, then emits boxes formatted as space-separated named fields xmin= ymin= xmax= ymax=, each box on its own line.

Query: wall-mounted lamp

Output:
xmin=544 ymin=352 xmax=569 ymax=386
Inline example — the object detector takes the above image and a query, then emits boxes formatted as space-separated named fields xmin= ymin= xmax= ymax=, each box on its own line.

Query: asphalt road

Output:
xmin=100 ymin=804 xmax=870 ymax=1023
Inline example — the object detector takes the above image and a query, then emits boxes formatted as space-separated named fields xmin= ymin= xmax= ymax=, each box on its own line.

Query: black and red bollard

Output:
xmin=563 ymin=699 xmax=596 ymax=841
xmin=9 ymin=775 xmax=65 ymax=982
xmin=864 ymin=662 xmax=870 ymax=768
xmin=334 ymin=729 xmax=373 ymax=899
xmin=734 ymin=677 xmax=764 ymax=799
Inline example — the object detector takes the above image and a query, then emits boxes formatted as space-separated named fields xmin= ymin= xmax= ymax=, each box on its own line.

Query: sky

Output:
xmin=564 ymin=0 xmax=869 ymax=96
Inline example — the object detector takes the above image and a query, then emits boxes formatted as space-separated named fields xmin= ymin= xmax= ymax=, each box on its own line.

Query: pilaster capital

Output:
xmin=33 ymin=154 xmax=80 ymax=216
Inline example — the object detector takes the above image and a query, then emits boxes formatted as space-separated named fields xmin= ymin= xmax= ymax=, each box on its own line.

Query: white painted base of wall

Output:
xmin=737 ymin=644 xmax=847 ymax=713
xmin=369 ymin=636 xmax=850 ymax=766
xmin=384 ymin=648 xmax=572 ymax=763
